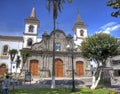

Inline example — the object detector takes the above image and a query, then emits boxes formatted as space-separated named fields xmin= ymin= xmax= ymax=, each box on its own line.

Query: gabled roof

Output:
xmin=0 ymin=35 xmax=23 ymax=41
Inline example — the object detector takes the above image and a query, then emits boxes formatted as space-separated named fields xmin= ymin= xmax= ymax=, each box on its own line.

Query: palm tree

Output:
xmin=46 ymin=0 xmax=72 ymax=88
xmin=9 ymin=49 xmax=18 ymax=74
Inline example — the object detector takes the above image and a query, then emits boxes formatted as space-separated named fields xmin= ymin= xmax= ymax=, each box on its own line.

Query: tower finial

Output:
xmin=77 ymin=12 xmax=83 ymax=23
xmin=72 ymin=12 xmax=87 ymax=32
xmin=30 ymin=7 xmax=36 ymax=18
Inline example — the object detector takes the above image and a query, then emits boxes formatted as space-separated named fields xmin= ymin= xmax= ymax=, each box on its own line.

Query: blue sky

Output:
xmin=0 ymin=0 xmax=120 ymax=38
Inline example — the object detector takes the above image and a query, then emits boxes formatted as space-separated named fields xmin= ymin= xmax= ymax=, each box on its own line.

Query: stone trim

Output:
xmin=0 ymin=55 xmax=9 ymax=59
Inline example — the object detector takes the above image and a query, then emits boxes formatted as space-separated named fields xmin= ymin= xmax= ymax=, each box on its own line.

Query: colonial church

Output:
xmin=0 ymin=7 xmax=120 ymax=78
xmin=0 ymin=7 xmax=91 ymax=78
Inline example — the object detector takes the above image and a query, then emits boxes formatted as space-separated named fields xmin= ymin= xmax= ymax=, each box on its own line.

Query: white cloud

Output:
xmin=95 ymin=22 xmax=120 ymax=34
xmin=100 ymin=22 xmax=116 ymax=30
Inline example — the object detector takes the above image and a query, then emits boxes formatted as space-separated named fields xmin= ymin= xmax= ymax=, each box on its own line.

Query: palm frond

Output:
xmin=46 ymin=0 xmax=52 ymax=12
xmin=53 ymin=0 xmax=58 ymax=19
xmin=67 ymin=0 xmax=72 ymax=3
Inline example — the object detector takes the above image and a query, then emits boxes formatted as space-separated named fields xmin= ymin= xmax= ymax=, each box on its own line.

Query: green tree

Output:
xmin=15 ymin=55 xmax=21 ymax=74
xmin=19 ymin=51 xmax=29 ymax=77
xmin=46 ymin=0 xmax=72 ymax=88
xmin=81 ymin=33 xmax=120 ymax=89
xmin=107 ymin=0 xmax=120 ymax=17
xmin=9 ymin=49 xmax=18 ymax=74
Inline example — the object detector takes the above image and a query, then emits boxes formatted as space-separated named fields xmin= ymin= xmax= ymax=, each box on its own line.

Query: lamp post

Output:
xmin=66 ymin=44 xmax=77 ymax=92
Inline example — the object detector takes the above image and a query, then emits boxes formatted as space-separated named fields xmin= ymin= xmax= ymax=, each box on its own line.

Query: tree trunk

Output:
xmin=91 ymin=69 xmax=102 ymax=89
xmin=51 ymin=14 xmax=56 ymax=89
xmin=11 ymin=61 xmax=12 ymax=74
xmin=97 ymin=67 xmax=111 ymax=88
xmin=91 ymin=66 xmax=111 ymax=89
xmin=18 ymin=63 xmax=25 ymax=78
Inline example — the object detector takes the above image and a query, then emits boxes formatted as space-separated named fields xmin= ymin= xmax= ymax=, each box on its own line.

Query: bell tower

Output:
xmin=23 ymin=7 xmax=40 ymax=48
xmin=73 ymin=13 xmax=87 ymax=46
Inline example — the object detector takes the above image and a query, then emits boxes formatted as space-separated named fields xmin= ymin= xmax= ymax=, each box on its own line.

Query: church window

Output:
xmin=2 ymin=45 xmax=9 ymax=55
xmin=27 ymin=38 xmax=33 ymax=46
xmin=29 ymin=25 xmax=34 ymax=32
xmin=55 ymin=43 xmax=61 ymax=51
xmin=80 ymin=30 xmax=84 ymax=36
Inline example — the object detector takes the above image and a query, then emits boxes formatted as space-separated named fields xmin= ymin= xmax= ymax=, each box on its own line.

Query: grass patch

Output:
xmin=0 ymin=88 xmax=116 ymax=94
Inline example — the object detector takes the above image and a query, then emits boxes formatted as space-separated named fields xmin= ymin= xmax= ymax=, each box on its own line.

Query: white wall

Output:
xmin=0 ymin=40 xmax=23 ymax=73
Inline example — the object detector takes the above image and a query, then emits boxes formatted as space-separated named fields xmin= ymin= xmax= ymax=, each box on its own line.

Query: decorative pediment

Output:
xmin=50 ymin=29 xmax=66 ymax=39
xmin=31 ymin=29 xmax=70 ymax=52
xmin=31 ymin=40 xmax=46 ymax=51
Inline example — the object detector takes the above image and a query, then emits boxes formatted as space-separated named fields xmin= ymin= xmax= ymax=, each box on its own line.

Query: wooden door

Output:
xmin=76 ymin=61 xmax=84 ymax=76
xmin=0 ymin=64 xmax=6 ymax=75
xmin=55 ymin=59 xmax=63 ymax=77
xmin=30 ymin=60 xmax=39 ymax=76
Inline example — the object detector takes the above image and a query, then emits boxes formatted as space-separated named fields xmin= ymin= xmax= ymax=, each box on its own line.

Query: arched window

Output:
xmin=27 ymin=38 xmax=33 ymax=46
xmin=2 ymin=45 xmax=8 ymax=55
xmin=80 ymin=30 xmax=84 ymax=36
xmin=0 ymin=64 xmax=7 ymax=75
xmin=29 ymin=25 xmax=34 ymax=32
xmin=55 ymin=43 xmax=61 ymax=51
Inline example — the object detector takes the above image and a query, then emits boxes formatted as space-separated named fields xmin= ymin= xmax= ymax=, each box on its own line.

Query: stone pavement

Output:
xmin=13 ymin=77 xmax=120 ymax=91
xmin=14 ymin=77 xmax=91 ymax=89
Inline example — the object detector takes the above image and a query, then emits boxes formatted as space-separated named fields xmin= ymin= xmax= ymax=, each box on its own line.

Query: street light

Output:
xmin=66 ymin=44 xmax=78 ymax=92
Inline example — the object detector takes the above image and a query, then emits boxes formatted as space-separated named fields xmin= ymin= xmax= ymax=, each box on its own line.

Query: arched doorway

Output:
xmin=30 ymin=60 xmax=39 ymax=76
xmin=76 ymin=61 xmax=84 ymax=76
xmin=55 ymin=58 xmax=63 ymax=77
xmin=0 ymin=64 xmax=7 ymax=75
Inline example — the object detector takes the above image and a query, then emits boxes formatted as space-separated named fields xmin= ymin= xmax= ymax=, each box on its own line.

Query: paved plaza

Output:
xmin=9 ymin=77 xmax=120 ymax=90
xmin=14 ymin=77 xmax=92 ymax=89
xmin=0 ymin=77 xmax=120 ymax=93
